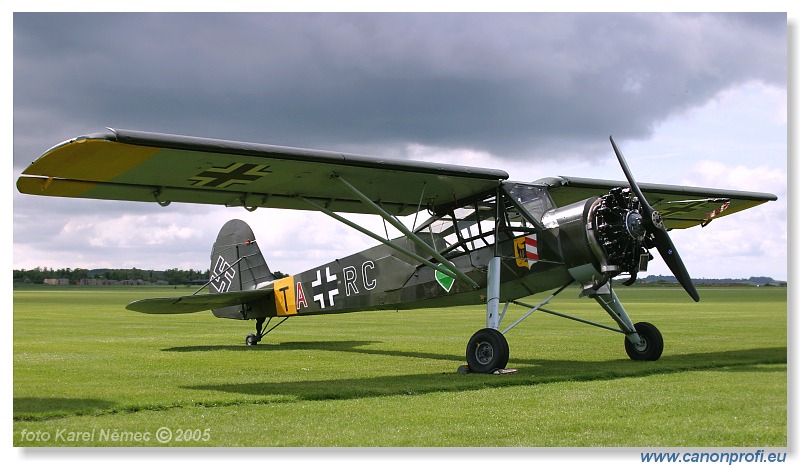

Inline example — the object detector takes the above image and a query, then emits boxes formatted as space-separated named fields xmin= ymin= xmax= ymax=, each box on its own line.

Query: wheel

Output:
xmin=624 ymin=322 xmax=663 ymax=361
xmin=245 ymin=333 xmax=259 ymax=346
xmin=466 ymin=328 xmax=509 ymax=373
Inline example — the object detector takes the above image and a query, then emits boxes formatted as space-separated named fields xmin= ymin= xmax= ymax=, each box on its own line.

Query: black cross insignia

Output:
xmin=189 ymin=163 xmax=272 ymax=188
xmin=311 ymin=267 xmax=339 ymax=309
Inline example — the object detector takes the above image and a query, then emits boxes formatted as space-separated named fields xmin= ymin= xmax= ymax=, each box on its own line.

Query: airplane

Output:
xmin=16 ymin=129 xmax=777 ymax=373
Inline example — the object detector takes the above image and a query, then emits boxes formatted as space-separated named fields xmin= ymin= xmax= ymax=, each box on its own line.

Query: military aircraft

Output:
xmin=17 ymin=129 xmax=777 ymax=373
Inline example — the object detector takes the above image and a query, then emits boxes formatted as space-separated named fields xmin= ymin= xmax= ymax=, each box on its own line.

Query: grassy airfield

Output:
xmin=13 ymin=285 xmax=786 ymax=447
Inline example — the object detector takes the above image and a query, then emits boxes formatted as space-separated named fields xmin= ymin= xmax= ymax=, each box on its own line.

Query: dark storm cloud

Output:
xmin=11 ymin=11 xmax=788 ymax=279
xmin=14 ymin=12 xmax=786 ymax=166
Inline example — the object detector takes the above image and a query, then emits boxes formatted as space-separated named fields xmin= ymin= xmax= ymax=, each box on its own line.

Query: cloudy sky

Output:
xmin=11 ymin=11 xmax=788 ymax=281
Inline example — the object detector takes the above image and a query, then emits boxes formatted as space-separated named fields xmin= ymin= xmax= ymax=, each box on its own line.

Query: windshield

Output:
xmin=503 ymin=182 xmax=556 ymax=223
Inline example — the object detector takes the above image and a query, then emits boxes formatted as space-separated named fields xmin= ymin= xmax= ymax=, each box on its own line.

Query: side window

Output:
xmin=415 ymin=203 xmax=497 ymax=256
xmin=454 ymin=206 xmax=496 ymax=250
xmin=422 ymin=214 xmax=462 ymax=253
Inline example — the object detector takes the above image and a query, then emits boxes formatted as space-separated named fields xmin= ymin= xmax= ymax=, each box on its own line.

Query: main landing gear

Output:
xmin=245 ymin=316 xmax=290 ymax=346
xmin=464 ymin=257 xmax=511 ymax=373
xmin=464 ymin=271 xmax=664 ymax=373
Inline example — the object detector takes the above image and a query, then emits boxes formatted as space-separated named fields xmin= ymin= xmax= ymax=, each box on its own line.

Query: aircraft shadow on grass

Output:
xmin=166 ymin=340 xmax=457 ymax=362
xmin=178 ymin=343 xmax=786 ymax=401
xmin=13 ymin=397 xmax=117 ymax=418
xmin=13 ymin=345 xmax=784 ymax=417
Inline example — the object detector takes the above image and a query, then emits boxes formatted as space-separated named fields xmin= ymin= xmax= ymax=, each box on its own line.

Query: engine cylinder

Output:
xmin=542 ymin=188 xmax=648 ymax=287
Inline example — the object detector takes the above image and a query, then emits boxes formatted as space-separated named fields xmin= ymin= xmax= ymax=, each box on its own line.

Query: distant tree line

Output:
xmin=638 ymin=275 xmax=784 ymax=287
xmin=13 ymin=267 xmax=211 ymax=285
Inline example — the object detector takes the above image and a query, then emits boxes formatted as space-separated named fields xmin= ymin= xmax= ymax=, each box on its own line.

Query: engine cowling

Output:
xmin=541 ymin=187 xmax=651 ymax=291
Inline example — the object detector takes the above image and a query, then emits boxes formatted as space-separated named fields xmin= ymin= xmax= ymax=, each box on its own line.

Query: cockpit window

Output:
xmin=414 ymin=188 xmax=542 ymax=257
xmin=504 ymin=183 xmax=555 ymax=223
xmin=415 ymin=202 xmax=496 ymax=257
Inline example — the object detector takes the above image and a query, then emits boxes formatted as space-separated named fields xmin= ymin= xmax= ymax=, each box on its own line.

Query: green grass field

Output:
xmin=13 ymin=285 xmax=786 ymax=447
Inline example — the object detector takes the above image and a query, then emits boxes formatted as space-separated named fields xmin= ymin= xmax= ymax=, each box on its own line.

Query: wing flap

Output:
xmin=126 ymin=289 xmax=273 ymax=314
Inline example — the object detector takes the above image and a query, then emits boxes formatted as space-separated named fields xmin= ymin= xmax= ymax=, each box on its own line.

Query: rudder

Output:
xmin=209 ymin=219 xmax=274 ymax=318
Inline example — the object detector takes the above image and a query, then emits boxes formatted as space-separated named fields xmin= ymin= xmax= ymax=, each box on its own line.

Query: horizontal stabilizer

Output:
xmin=126 ymin=289 xmax=272 ymax=314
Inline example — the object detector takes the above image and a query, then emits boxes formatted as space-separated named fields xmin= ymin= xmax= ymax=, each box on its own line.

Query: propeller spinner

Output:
xmin=609 ymin=136 xmax=700 ymax=302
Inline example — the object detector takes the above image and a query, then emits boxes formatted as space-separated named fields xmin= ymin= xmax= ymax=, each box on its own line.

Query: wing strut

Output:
xmin=335 ymin=175 xmax=479 ymax=289
xmin=297 ymin=177 xmax=479 ymax=289
xmin=297 ymin=196 xmax=457 ymax=280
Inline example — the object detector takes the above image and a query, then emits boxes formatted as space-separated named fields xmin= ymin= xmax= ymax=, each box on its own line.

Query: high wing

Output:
xmin=16 ymin=129 xmax=509 ymax=215
xmin=126 ymin=288 xmax=273 ymax=314
xmin=536 ymin=176 xmax=777 ymax=229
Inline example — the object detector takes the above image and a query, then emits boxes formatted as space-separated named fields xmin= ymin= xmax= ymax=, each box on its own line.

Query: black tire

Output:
xmin=245 ymin=333 xmax=259 ymax=346
xmin=624 ymin=322 xmax=663 ymax=361
xmin=466 ymin=328 xmax=509 ymax=373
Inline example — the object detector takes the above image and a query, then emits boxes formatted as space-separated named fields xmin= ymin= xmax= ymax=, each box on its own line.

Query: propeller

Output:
xmin=609 ymin=136 xmax=700 ymax=302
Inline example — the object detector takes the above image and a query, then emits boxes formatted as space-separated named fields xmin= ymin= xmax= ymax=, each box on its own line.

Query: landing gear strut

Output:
xmin=464 ymin=257 xmax=511 ymax=373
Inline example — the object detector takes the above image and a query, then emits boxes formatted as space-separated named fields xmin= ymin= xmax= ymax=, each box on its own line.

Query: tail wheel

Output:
xmin=245 ymin=333 xmax=259 ymax=346
xmin=466 ymin=328 xmax=509 ymax=373
xmin=624 ymin=322 xmax=663 ymax=361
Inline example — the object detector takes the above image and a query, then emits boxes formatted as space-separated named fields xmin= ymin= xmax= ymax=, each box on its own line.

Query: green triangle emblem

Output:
xmin=435 ymin=264 xmax=455 ymax=292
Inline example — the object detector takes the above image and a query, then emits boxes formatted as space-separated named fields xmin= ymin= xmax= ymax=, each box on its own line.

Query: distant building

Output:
xmin=43 ymin=278 xmax=69 ymax=285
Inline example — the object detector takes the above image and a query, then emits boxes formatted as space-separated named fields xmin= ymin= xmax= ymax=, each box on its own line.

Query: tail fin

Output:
xmin=209 ymin=219 xmax=274 ymax=318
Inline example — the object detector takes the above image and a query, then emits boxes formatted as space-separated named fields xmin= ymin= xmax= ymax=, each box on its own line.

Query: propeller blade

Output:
xmin=609 ymin=136 xmax=654 ymax=220
xmin=609 ymin=136 xmax=699 ymax=302
xmin=651 ymin=228 xmax=700 ymax=302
